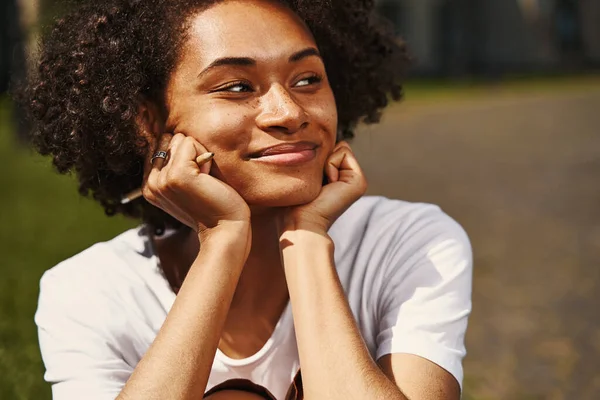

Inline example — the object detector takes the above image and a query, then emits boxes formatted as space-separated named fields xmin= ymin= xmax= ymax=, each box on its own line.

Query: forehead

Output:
xmin=184 ymin=0 xmax=316 ymax=64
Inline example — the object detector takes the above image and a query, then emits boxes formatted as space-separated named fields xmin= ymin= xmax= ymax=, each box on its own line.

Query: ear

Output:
xmin=136 ymin=97 xmax=166 ymax=145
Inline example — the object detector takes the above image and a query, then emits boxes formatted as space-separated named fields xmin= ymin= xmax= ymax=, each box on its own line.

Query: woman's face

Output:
xmin=163 ymin=0 xmax=338 ymax=208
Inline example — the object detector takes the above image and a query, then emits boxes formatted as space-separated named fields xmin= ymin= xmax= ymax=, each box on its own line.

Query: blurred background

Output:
xmin=1 ymin=0 xmax=599 ymax=399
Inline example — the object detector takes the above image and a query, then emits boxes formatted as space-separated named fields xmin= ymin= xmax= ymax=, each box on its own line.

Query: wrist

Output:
xmin=278 ymin=213 xmax=330 ymax=237
xmin=199 ymin=220 xmax=251 ymax=257
xmin=279 ymin=229 xmax=335 ymax=282
xmin=279 ymin=227 xmax=333 ymax=252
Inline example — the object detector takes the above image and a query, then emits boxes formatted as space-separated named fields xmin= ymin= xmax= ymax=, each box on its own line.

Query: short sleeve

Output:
xmin=375 ymin=211 xmax=472 ymax=388
xmin=35 ymin=268 xmax=134 ymax=400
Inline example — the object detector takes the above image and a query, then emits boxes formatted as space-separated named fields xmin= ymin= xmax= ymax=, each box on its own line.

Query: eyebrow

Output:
xmin=197 ymin=57 xmax=255 ymax=79
xmin=288 ymin=47 xmax=321 ymax=62
xmin=197 ymin=47 xmax=321 ymax=79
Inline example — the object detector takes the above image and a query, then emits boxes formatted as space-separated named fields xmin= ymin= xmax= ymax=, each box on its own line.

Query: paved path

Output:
xmin=352 ymin=86 xmax=600 ymax=399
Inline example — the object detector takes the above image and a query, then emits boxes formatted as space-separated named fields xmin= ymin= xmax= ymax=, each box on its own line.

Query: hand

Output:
xmin=142 ymin=133 xmax=251 ymax=235
xmin=280 ymin=141 xmax=367 ymax=234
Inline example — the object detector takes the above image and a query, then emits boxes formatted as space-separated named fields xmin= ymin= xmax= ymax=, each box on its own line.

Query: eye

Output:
xmin=294 ymin=74 xmax=322 ymax=88
xmin=214 ymin=81 xmax=253 ymax=93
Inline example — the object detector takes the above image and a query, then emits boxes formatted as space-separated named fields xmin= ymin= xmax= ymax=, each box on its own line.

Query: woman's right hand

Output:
xmin=142 ymin=133 xmax=251 ymax=235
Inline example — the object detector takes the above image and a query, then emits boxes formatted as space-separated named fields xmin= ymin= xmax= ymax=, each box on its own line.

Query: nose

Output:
xmin=255 ymin=84 xmax=308 ymax=134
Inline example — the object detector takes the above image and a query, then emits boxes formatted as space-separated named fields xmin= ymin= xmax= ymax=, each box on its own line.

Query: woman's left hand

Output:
xmin=280 ymin=141 xmax=367 ymax=234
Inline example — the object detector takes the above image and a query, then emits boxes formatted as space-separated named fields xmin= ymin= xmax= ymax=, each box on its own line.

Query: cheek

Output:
xmin=314 ymin=87 xmax=337 ymax=127
xmin=184 ymin=104 xmax=253 ymax=153
xmin=170 ymin=102 xmax=254 ymax=184
xmin=310 ymin=92 xmax=338 ymax=150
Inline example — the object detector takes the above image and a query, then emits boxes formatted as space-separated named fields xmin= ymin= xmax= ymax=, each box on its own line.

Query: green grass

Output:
xmin=403 ymin=73 xmax=600 ymax=103
xmin=0 ymin=98 xmax=134 ymax=399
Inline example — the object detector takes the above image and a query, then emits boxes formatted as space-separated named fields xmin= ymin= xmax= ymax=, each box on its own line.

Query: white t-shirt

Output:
xmin=35 ymin=196 xmax=472 ymax=400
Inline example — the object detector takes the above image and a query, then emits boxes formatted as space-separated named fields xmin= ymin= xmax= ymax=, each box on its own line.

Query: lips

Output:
xmin=248 ymin=141 xmax=318 ymax=166
xmin=249 ymin=141 xmax=318 ymax=158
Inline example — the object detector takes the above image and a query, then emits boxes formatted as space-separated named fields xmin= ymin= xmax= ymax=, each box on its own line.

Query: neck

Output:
xmin=152 ymin=210 xmax=290 ymax=359
xmin=155 ymin=209 xmax=288 ymax=313
xmin=231 ymin=208 xmax=288 ymax=311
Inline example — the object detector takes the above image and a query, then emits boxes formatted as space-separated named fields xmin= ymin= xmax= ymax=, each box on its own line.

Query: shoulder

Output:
xmin=333 ymin=198 xmax=472 ymax=383
xmin=331 ymin=196 xmax=471 ymax=270
xmin=34 ymin=228 xmax=167 ymax=390
xmin=35 ymin=227 xmax=169 ymax=334
xmin=39 ymin=227 xmax=152 ymax=296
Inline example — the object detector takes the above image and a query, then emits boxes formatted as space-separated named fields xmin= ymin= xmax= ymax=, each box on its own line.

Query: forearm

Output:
xmin=280 ymin=228 xmax=406 ymax=400
xmin=118 ymin=224 xmax=249 ymax=400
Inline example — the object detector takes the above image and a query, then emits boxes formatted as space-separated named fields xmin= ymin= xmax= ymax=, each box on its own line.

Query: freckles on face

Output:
xmin=163 ymin=0 xmax=338 ymax=206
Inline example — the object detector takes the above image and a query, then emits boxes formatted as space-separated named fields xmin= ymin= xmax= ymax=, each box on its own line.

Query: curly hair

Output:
xmin=20 ymin=0 xmax=409 ymax=231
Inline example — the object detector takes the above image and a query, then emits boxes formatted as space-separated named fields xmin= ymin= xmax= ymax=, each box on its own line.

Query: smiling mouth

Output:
xmin=249 ymin=141 xmax=318 ymax=166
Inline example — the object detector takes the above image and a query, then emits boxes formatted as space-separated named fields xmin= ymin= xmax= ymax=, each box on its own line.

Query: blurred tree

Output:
xmin=579 ymin=0 xmax=600 ymax=65
xmin=554 ymin=0 xmax=583 ymax=67
xmin=436 ymin=0 xmax=486 ymax=77
xmin=0 ymin=0 xmax=26 ymax=94
xmin=1 ymin=0 xmax=30 ymax=142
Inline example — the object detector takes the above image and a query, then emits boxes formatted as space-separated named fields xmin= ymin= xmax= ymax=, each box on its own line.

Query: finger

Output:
xmin=169 ymin=136 xmax=211 ymax=174
xmin=143 ymin=133 xmax=173 ymax=203
xmin=324 ymin=142 xmax=351 ymax=183
xmin=155 ymin=133 xmax=185 ymax=190
xmin=142 ymin=133 xmax=173 ymax=205
xmin=334 ymin=140 xmax=351 ymax=151
xmin=144 ymin=133 xmax=173 ymax=182
xmin=338 ymin=150 xmax=364 ymax=184
xmin=159 ymin=132 xmax=186 ymax=168
xmin=325 ymin=150 xmax=343 ymax=183
xmin=326 ymin=146 xmax=364 ymax=184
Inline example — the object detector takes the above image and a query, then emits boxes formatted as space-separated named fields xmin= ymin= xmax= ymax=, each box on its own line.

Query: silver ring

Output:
xmin=151 ymin=150 xmax=168 ymax=164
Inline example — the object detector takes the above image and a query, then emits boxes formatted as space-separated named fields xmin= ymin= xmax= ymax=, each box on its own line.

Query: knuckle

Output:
xmin=141 ymin=186 xmax=156 ymax=204
xmin=157 ymin=173 xmax=169 ymax=192
xmin=336 ymin=141 xmax=349 ymax=150
xmin=183 ymin=136 xmax=195 ymax=144
xmin=358 ymin=177 xmax=368 ymax=192
xmin=164 ymin=168 xmax=177 ymax=184
xmin=184 ymin=136 xmax=200 ymax=150
xmin=165 ymin=134 xmax=179 ymax=148
xmin=164 ymin=169 xmax=185 ymax=190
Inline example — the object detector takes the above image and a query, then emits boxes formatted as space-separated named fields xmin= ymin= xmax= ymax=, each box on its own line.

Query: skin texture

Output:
xmin=33 ymin=1 xmax=460 ymax=399
xmin=162 ymin=0 xmax=338 ymax=209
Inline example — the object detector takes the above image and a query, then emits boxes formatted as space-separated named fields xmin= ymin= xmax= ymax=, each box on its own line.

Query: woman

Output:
xmin=23 ymin=0 xmax=472 ymax=399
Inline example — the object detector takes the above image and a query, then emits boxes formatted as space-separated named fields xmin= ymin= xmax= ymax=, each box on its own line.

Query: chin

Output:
xmin=243 ymin=176 xmax=323 ymax=208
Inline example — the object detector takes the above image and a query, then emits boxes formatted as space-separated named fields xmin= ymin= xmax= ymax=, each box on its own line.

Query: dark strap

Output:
xmin=284 ymin=369 xmax=303 ymax=400
xmin=204 ymin=370 xmax=303 ymax=400
xmin=203 ymin=378 xmax=277 ymax=399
